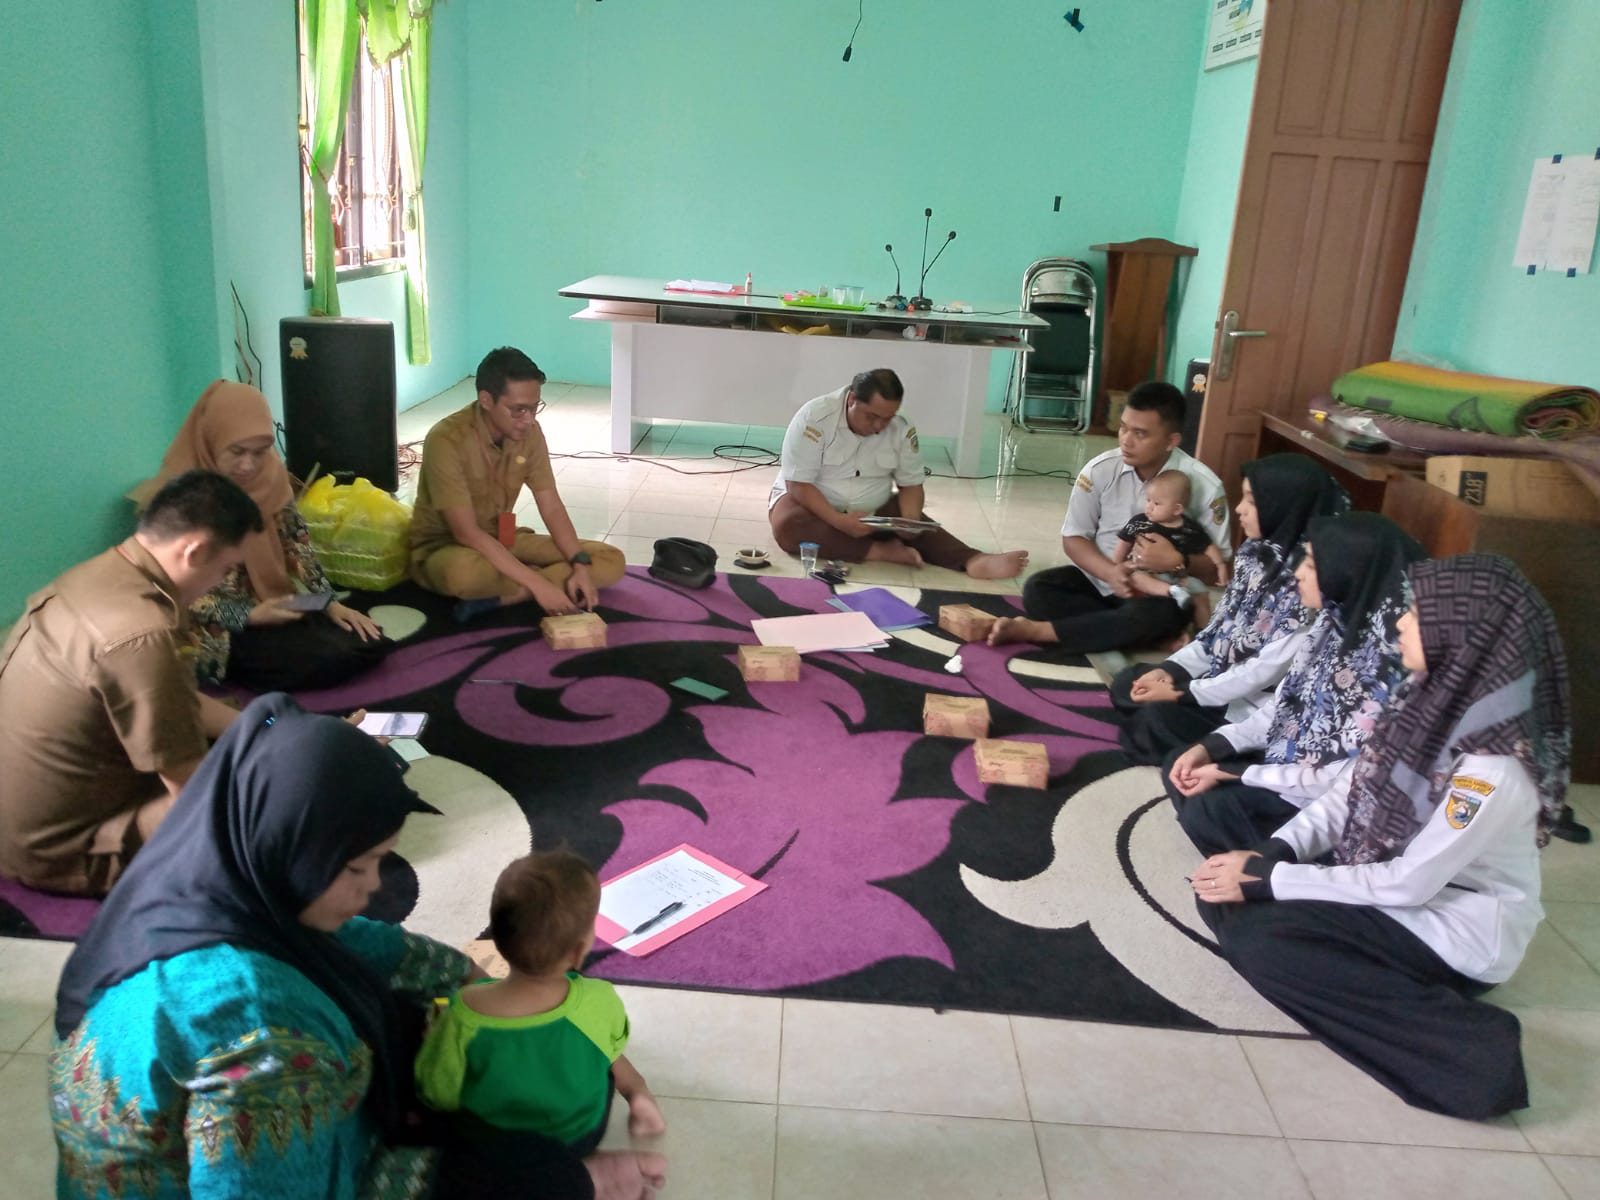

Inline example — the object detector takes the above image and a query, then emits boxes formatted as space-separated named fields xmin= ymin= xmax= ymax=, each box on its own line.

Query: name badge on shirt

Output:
xmin=497 ymin=512 xmax=516 ymax=548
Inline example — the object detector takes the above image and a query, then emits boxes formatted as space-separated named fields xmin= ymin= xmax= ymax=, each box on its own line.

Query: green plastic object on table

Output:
xmin=781 ymin=294 xmax=869 ymax=312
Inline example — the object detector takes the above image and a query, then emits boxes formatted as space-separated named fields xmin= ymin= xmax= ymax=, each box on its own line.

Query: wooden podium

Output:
xmin=1089 ymin=238 xmax=1197 ymax=431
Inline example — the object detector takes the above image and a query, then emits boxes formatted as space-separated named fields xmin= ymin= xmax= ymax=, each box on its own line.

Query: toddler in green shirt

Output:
xmin=415 ymin=850 xmax=667 ymax=1154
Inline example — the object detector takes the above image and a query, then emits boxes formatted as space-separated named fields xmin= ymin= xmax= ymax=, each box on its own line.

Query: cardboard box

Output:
xmin=738 ymin=644 xmax=801 ymax=682
xmin=923 ymin=694 xmax=991 ymax=739
xmin=974 ymin=738 xmax=1050 ymax=789
xmin=939 ymin=604 xmax=997 ymax=643
xmin=1425 ymin=455 xmax=1600 ymax=522
xmin=541 ymin=612 xmax=608 ymax=650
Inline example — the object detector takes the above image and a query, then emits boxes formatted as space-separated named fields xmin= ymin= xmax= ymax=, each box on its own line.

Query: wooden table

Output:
xmin=1255 ymin=411 xmax=1427 ymax=511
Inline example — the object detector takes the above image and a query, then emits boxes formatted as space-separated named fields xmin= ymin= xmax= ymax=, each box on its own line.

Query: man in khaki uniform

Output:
xmin=0 ymin=471 xmax=261 ymax=895
xmin=411 ymin=346 xmax=626 ymax=621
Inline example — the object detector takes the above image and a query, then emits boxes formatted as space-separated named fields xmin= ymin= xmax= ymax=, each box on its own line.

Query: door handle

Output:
xmin=1215 ymin=310 xmax=1267 ymax=381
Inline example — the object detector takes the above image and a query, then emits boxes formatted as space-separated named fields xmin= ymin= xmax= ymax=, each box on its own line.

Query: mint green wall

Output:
xmin=1168 ymin=54 xmax=1257 ymax=382
xmin=465 ymin=1 xmax=1209 ymax=406
xmin=1396 ymin=0 xmax=1600 ymax=386
xmin=0 ymin=4 xmax=207 ymax=617
xmin=195 ymin=0 xmax=471 ymax=415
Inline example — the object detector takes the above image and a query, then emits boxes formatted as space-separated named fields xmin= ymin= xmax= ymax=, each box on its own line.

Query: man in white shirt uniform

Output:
xmin=989 ymin=382 xmax=1230 ymax=654
xmin=768 ymin=369 xmax=1028 ymax=578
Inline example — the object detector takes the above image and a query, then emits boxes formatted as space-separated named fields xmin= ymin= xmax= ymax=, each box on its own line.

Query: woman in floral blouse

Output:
xmin=132 ymin=381 xmax=388 ymax=689
xmin=1166 ymin=513 xmax=1426 ymax=852
xmin=50 ymin=694 xmax=666 ymax=1199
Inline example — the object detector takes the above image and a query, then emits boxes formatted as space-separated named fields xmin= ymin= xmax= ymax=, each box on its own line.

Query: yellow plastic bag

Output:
xmin=301 ymin=477 xmax=412 ymax=591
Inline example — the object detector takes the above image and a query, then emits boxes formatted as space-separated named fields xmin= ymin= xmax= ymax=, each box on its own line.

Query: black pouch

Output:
xmin=648 ymin=537 xmax=718 ymax=589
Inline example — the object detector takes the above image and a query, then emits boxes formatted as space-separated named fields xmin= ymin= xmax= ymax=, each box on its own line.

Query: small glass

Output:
xmin=799 ymin=541 xmax=819 ymax=574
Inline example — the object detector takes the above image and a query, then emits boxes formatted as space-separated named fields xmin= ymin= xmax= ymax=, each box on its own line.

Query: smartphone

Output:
xmin=286 ymin=592 xmax=336 ymax=612
xmin=358 ymin=711 xmax=429 ymax=738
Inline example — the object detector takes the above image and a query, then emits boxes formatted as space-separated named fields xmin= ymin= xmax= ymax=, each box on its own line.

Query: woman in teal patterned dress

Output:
xmin=48 ymin=694 xmax=666 ymax=1199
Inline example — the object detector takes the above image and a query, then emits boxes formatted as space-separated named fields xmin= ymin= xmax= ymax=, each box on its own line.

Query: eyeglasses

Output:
xmin=502 ymin=400 xmax=546 ymax=419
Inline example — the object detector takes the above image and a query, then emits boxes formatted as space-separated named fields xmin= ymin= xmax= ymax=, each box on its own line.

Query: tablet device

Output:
xmin=286 ymin=592 xmax=336 ymax=612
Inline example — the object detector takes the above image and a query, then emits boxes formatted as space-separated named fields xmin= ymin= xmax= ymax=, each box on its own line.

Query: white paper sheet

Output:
xmin=751 ymin=611 xmax=888 ymax=654
xmin=1514 ymin=158 xmax=1566 ymax=271
xmin=1513 ymin=156 xmax=1600 ymax=274
xmin=599 ymin=848 xmax=746 ymax=952
xmin=1550 ymin=158 xmax=1600 ymax=275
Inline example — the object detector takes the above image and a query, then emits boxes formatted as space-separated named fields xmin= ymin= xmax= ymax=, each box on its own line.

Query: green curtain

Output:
xmin=306 ymin=0 xmax=360 ymax=316
xmin=362 ymin=0 xmax=433 ymax=365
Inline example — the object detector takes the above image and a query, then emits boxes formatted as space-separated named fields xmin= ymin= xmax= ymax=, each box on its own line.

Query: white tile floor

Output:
xmin=3 ymin=381 xmax=1598 ymax=1199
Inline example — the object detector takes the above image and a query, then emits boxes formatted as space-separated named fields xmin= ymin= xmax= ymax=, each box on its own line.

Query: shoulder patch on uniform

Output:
xmin=1209 ymin=496 xmax=1227 ymax=525
xmin=802 ymin=425 xmax=822 ymax=443
xmin=1450 ymin=775 xmax=1495 ymax=796
xmin=906 ymin=425 xmax=919 ymax=451
xmin=1076 ymin=473 xmax=1094 ymax=493
xmin=1445 ymin=791 xmax=1482 ymax=830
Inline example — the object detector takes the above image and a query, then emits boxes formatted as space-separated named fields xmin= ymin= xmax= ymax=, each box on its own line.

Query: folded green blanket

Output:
xmin=1331 ymin=361 xmax=1600 ymax=440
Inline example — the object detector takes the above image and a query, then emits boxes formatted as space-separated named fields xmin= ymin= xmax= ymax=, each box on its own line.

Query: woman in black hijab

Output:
xmin=1167 ymin=512 xmax=1425 ymax=852
xmin=1189 ymin=555 xmax=1569 ymax=1119
xmin=50 ymin=693 xmax=663 ymax=1200
xmin=1115 ymin=454 xmax=1347 ymax=764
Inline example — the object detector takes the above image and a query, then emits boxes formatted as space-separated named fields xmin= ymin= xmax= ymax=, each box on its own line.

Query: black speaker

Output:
xmin=280 ymin=316 xmax=399 ymax=492
xmin=1181 ymin=357 xmax=1209 ymax=457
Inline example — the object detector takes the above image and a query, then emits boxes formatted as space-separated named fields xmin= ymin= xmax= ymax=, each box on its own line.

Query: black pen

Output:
xmin=631 ymin=901 xmax=685 ymax=936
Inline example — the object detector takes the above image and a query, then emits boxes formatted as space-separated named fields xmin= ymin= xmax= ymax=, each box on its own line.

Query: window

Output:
xmin=297 ymin=3 xmax=407 ymax=280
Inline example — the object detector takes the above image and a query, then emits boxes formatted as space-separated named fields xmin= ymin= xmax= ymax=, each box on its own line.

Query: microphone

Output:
xmin=884 ymin=244 xmax=904 ymax=304
xmin=916 ymin=208 xmax=932 ymax=303
xmin=911 ymin=228 xmax=955 ymax=311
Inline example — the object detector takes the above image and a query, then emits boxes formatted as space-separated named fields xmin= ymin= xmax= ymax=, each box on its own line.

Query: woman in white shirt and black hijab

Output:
xmin=1189 ymin=554 xmax=1570 ymax=1120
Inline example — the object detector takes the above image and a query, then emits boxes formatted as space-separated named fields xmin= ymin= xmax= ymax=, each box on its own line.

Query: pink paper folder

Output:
xmin=594 ymin=843 xmax=767 ymax=957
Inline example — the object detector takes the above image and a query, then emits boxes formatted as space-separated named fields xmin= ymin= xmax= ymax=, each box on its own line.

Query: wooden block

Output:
xmin=974 ymin=738 xmax=1049 ymax=789
xmin=923 ymin=694 xmax=991 ymax=739
xmin=938 ymin=604 xmax=997 ymax=643
xmin=738 ymin=644 xmax=801 ymax=682
xmin=541 ymin=612 xmax=607 ymax=650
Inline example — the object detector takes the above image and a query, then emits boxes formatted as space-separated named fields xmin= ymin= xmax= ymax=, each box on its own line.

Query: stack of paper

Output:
xmin=750 ymin=611 xmax=888 ymax=653
xmin=665 ymin=279 xmax=740 ymax=294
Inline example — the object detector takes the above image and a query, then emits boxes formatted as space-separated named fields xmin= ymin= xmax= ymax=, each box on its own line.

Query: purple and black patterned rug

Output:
xmin=0 ymin=568 xmax=1298 ymax=1036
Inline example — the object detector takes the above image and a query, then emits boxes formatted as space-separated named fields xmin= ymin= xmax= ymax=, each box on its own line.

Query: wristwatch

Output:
xmin=568 ymin=550 xmax=593 ymax=566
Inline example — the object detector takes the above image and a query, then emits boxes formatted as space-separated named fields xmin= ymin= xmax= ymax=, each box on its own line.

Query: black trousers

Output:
xmin=227 ymin=612 xmax=392 ymax=691
xmin=1022 ymin=566 xmax=1188 ymax=655
xmin=1111 ymin=664 xmax=1229 ymax=765
xmin=1201 ymin=898 xmax=1529 ymax=1119
xmin=1169 ymin=775 xmax=1300 ymax=856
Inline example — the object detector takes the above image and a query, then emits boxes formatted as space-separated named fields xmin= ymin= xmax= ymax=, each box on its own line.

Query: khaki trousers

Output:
xmin=413 ymin=530 xmax=627 ymax=600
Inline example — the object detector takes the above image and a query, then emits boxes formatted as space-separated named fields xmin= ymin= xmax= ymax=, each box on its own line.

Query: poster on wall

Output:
xmin=1204 ymin=0 xmax=1266 ymax=71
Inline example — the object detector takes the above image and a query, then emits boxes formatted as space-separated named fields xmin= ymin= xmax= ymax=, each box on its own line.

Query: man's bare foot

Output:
xmin=966 ymin=550 xmax=1030 ymax=580
xmin=627 ymin=1089 xmax=667 ymax=1137
xmin=585 ymin=1150 xmax=668 ymax=1199
xmin=865 ymin=540 xmax=924 ymax=567
xmin=986 ymin=615 xmax=1057 ymax=646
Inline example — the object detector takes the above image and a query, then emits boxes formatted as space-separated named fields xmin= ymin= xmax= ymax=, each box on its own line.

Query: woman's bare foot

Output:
xmin=585 ymin=1150 xmax=668 ymax=1199
xmin=627 ymin=1089 xmax=667 ymax=1137
xmin=865 ymin=539 xmax=924 ymax=567
xmin=966 ymin=550 xmax=1030 ymax=580
xmin=986 ymin=615 xmax=1057 ymax=646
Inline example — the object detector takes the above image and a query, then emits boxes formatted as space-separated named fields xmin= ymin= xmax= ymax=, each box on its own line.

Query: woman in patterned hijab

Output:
xmin=1188 ymin=555 xmax=1571 ymax=1119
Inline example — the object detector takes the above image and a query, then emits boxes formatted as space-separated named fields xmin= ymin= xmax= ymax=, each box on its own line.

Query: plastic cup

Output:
xmin=843 ymin=285 xmax=865 ymax=306
xmin=799 ymin=541 xmax=819 ymax=573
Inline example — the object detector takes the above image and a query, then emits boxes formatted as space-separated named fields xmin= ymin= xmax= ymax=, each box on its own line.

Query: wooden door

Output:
xmin=1195 ymin=0 xmax=1461 ymax=493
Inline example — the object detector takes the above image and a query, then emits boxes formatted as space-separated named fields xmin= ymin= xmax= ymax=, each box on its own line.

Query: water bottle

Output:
xmin=799 ymin=541 xmax=819 ymax=575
